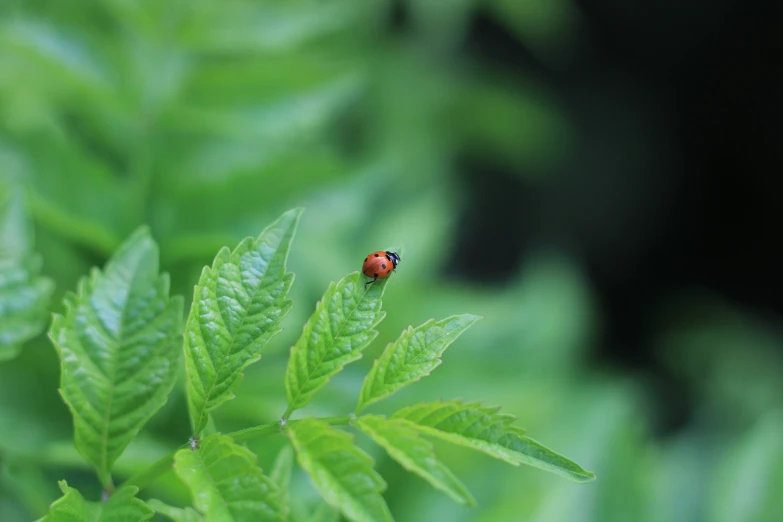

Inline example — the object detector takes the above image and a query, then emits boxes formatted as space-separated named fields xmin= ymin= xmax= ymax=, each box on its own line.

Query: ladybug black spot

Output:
xmin=364 ymin=257 xmax=368 ymax=262
xmin=374 ymin=273 xmax=379 ymax=277
xmin=382 ymin=264 xmax=386 ymax=269
xmin=374 ymin=253 xmax=380 ymax=257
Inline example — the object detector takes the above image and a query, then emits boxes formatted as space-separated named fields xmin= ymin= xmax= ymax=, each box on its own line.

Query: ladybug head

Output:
xmin=385 ymin=251 xmax=401 ymax=268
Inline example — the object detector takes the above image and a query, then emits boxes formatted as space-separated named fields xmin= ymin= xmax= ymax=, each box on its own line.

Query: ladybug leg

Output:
xmin=365 ymin=278 xmax=376 ymax=288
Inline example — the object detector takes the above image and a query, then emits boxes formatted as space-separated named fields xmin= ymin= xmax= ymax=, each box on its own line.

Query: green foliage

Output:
xmin=708 ymin=413 xmax=783 ymax=522
xmin=270 ymin=445 xmax=294 ymax=510
xmin=357 ymin=314 xmax=482 ymax=413
xmin=0 ymin=254 xmax=53 ymax=361
xmin=147 ymin=500 xmax=203 ymax=522
xmin=307 ymin=503 xmax=340 ymax=522
xmin=23 ymin=208 xmax=595 ymax=522
xmin=356 ymin=415 xmax=475 ymax=506
xmin=184 ymin=209 xmax=301 ymax=435
xmin=2 ymin=1 xmax=779 ymax=521
xmin=49 ymin=228 xmax=182 ymax=487
xmin=392 ymin=400 xmax=596 ymax=482
xmin=287 ymin=418 xmax=393 ymax=522
xmin=0 ymin=184 xmax=53 ymax=361
xmin=42 ymin=481 xmax=151 ymax=522
xmin=173 ymin=434 xmax=285 ymax=522
xmin=284 ymin=272 xmax=387 ymax=416
xmin=0 ymin=184 xmax=31 ymax=259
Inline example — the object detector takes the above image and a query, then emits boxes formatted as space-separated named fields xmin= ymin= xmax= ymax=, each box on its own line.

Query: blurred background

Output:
xmin=1 ymin=0 xmax=782 ymax=520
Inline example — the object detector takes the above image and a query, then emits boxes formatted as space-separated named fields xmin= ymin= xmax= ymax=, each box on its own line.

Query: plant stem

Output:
xmin=231 ymin=416 xmax=351 ymax=443
xmin=123 ymin=416 xmax=352 ymax=491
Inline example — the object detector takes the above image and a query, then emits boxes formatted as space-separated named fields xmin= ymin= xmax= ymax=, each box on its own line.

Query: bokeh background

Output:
xmin=1 ymin=0 xmax=782 ymax=521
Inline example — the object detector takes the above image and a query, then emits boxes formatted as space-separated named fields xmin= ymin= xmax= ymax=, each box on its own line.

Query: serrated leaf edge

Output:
xmin=285 ymin=272 xmax=387 ymax=415
xmin=392 ymin=400 xmax=596 ymax=483
xmin=356 ymin=415 xmax=477 ymax=507
xmin=48 ymin=227 xmax=181 ymax=485
xmin=356 ymin=314 xmax=482 ymax=413
xmin=287 ymin=418 xmax=393 ymax=522
xmin=186 ymin=208 xmax=302 ymax=434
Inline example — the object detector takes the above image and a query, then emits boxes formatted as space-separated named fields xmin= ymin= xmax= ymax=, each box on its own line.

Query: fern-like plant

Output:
xmin=41 ymin=208 xmax=594 ymax=522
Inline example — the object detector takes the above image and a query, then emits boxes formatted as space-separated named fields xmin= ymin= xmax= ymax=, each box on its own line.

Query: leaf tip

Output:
xmin=129 ymin=224 xmax=152 ymax=237
xmin=576 ymin=470 xmax=597 ymax=483
xmin=274 ymin=207 xmax=305 ymax=230
xmin=122 ymin=225 xmax=157 ymax=251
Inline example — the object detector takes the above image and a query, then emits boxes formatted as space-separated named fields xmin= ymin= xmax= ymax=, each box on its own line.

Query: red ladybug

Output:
xmin=362 ymin=251 xmax=400 ymax=287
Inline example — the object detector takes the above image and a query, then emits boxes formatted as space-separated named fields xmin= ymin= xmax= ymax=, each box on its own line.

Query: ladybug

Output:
xmin=362 ymin=251 xmax=400 ymax=287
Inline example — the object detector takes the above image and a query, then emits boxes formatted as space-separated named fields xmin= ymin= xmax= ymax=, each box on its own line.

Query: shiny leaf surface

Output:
xmin=184 ymin=209 xmax=301 ymax=434
xmin=392 ymin=400 xmax=595 ymax=483
xmin=287 ymin=418 xmax=392 ymax=522
xmin=49 ymin=228 xmax=182 ymax=486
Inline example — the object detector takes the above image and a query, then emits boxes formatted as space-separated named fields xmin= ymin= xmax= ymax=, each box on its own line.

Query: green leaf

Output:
xmin=148 ymin=499 xmax=203 ymax=522
xmin=0 ymin=183 xmax=32 ymax=259
xmin=173 ymin=433 xmax=285 ymax=522
xmin=0 ymin=255 xmax=54 ymax=361
xmin=392 ymin=400 xmax=596 ymax=483
xmin=183 ymin=2 xmax=376 ymax=53
xmin=356 ymin=314 xmax=481 ymax=413
xmin=0 ymin=185 xmax=54 ymax=361
xmin=0 ymin=19 xmax=111 ymax=94
xmin=356 ymin=415 xmax=476 ymax=506
xmin=42 ymin=481 xmax=152 ymax=522
xmin=308 ymin=503 xmax=340 ymax=522
xmin=184 ymin=208 xmax=301 ymax=435
xmin=49 ymin=228 xmax=183 ymax=486
xmin=271 ymin=445 xmax=295 ymax=489
xmin=287 ymin=418 xmax=392 ymax=522
xmin=270 ymin=445 xmax=294 ymax=518
xmin=285 ymin=272 xmax=388 ymax=416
